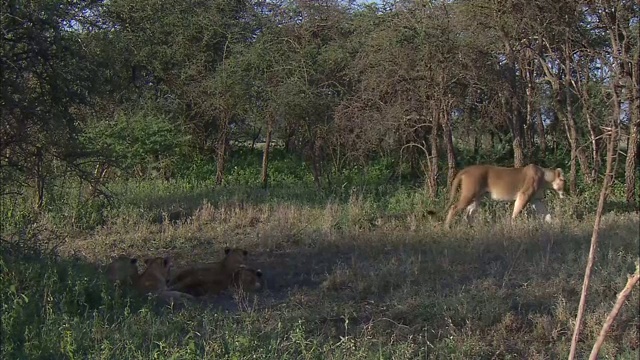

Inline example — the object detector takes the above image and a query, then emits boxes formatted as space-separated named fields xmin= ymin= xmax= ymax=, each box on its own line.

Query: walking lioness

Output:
xmin=441 ymin=164 xmax=565 ymax=229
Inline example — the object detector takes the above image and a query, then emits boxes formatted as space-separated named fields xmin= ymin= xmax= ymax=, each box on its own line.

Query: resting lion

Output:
xmin=105 ymin=255 xmax=139 ymax=285
xmin=438 ymin=164 xmax=566 ymax=229
xmin=168 ymin=248 xmax=258 ymax=297
xmin=105 ymin=255 xmax=194 ymax=303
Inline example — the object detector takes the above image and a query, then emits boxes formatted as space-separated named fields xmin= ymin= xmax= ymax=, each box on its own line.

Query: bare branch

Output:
xmin=589 ymin=260 xmax=640 ymax=360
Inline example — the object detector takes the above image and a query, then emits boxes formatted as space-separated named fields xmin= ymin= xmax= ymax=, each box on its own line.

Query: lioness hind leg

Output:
xmin=530 ymin=200 xmax=552 ymax=223
xmin=445 ymin=196 xmax=476 ymax=229
xmin=463 ymin=200 xmax=480 ymax=224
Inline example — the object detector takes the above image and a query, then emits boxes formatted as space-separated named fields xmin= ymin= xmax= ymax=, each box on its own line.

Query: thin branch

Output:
xmin=589 ymin=260 xmax=640 ymax=360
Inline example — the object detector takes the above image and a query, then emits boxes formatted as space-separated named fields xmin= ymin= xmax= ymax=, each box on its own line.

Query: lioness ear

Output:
xmin=255 ymin=270 xmax=263 ymax=278
xmin=224 ymin=248 xmax=231 ymax=255
xmin=242 ymin=250 xmax=248 ymax=256
xmin=130 ymin=258 xmax=138 ymax=265
xmin=163 ymin=257 xmax=172 ymax=267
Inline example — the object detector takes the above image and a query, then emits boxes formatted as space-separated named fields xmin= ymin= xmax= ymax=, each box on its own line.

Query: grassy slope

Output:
xmin=2 ymin=178 xmax=639 ymax=359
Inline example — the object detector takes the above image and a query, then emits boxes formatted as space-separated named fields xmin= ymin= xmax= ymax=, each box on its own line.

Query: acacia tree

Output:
xmin=458 ymin=0 xmax=532 ymax=168
xmin=263 ymin=0 xmax=353 ymax=189
xmin=103 ymin=0 xmax=255 ymax=163
xmin=1 ymin=0 xmax=106 ymax=207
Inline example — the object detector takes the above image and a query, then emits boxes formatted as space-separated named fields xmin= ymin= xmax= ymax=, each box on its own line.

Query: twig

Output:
xmin=589 ymin=261 xmax=640 ymax=360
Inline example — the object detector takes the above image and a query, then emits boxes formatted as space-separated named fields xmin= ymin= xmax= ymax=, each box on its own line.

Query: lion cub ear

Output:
xmin=255 ymin=269 xmax=263 ymax=278
xmin=555 ymin=168 xmax=564 ymax=178
xmin=242 ymin=250 xmax=248 ymax=256
xmin=224 ymin=247 xmax=231 ymax=255
xmin=130 ymin=258 xmax=138 ymax=265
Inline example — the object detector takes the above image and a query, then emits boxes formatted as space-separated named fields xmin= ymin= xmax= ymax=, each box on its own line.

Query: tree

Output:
xmin=1 ymin=0 xmax=106 ymax=207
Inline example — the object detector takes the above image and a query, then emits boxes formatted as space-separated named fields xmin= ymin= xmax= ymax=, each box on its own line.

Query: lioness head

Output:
xmin=552 ymin=168 xmax=566 ymax=198
xmin=231 ymin=265 xmax=263 ymax=292
xmin=105 ymin=256 xmax=139 ymax=284
xmin=222 ymin=247 xmax=249 ymax=271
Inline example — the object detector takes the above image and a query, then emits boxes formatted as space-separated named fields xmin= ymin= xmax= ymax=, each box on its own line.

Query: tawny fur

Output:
xmin=231 ymin=266 xmax=263 ymax=292
xmin=439 ymin=164 xmax=565 ymax=229
xmin=105 ymin=255 xmax=194 ymax=302
xmin=105 ymin=256 xmax=139 ymax=285
xmin=168 ymin=248 xmax=251 ymax=297
xmin=134 ymin=257 xmax=173 ymax=294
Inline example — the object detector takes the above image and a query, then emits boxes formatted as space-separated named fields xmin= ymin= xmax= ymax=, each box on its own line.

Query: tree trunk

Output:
xmin=535 ymin=110 xmax=546 ymax=156
xmin=503 ymin=39 xmax=525 ymax=168
xmin=625 ymin=37 xmax=639 ymax=207
xmin=560 ymin=65 xmax=579 ymax=194
xmin=524 ymin=61 xmax=536 ymax=157
xmin=425 ymin=107 xmax=439 ymax=198
xmin=584 ymin=111 xmax=601 ymax=183
xmin=625 ymin=123 xmax=638 ymax=206
xmin=564 ymin=107 xmax=579 ymax=194
xmin=261 ymin=121 xmax=273 ymax=189
xmin=215 ymin=117 xmax=229 ymax=186
xmin=473 ymin=133 xmax=479 ymax=160
xmin=441 ymin=101 xmax=457 ymax=187
xmin=251 ymin=127 xmax=261 ymax=150
xmin=308 ymin=134 xmax=324 ymax=191
xmin=34 ymin=146 xmax=45 ymax=210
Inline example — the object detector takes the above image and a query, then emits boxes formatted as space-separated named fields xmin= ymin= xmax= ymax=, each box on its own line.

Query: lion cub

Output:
xmin=105 ymin=255 xmax=194 ymax=303
xmin=168 ymin=248 xmax=259 ymax=297
xmin=135 ymin=256 xmax=173 ymax=294
xmin=105 ymin=255 xmax=139 ymax=285
xmin=231 ymin=266 xmax=264 ymax=292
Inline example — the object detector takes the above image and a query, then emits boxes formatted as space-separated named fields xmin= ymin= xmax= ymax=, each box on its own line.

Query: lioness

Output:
xmin=168 ymin=248 xmax=251 ymax=297
xmin=441 ymin=164 xmax=565 ymax=229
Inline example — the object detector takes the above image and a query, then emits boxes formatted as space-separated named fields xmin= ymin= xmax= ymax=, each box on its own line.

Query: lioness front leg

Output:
xmin=511 ymin=190 xmax=534 ymax=220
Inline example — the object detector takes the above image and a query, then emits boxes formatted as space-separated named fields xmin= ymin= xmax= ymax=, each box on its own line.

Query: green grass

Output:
xmin=1 ymin=175 xmax=639 ymax=359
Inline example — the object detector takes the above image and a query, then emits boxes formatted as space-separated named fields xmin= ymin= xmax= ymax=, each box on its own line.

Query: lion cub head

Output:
xmin=105 ymin=256 xmax=139 ymax=285
xmin=231 ymin=266 xmax=263 ymax=292
xmin=222 ymin=247 xmax=249 ymax=272
xmin=136 ymin=256 xmax=173 ymax=294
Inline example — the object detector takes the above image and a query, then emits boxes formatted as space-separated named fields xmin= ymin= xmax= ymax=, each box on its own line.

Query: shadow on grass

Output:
xmin=243 ymin=218 xmax=639 ymax=338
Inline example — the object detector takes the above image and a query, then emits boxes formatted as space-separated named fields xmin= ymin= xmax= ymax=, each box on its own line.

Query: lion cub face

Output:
xmin=222 ymin=248 xmax=249 ymax=271
xmin=143 ymin=256 xmax=173 ymax=280
xmin=231 ymin=266 xmax=263 ymax=292
xmin=137 ymin=256 xmax=174 ymax=293
xmin=551 ymin=168 xmax=566 ymax=198
xmin=105 ymin=256 xmax=139 ymax=285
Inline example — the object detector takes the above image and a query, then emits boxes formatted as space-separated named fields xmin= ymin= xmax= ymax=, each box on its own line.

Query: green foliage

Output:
xmin=0 ymin=242 xmax=141 ymax=359
xmin=80 ymin=111 xmax=192 ymax=178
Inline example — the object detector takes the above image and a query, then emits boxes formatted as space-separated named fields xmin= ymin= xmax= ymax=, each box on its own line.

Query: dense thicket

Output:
xmin=1 ymin=0 xmax=638 ymax=205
